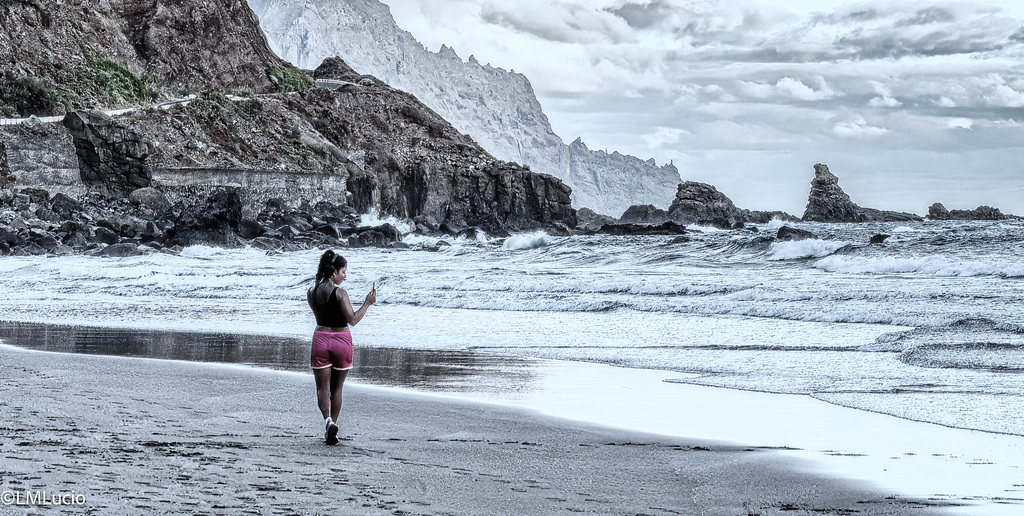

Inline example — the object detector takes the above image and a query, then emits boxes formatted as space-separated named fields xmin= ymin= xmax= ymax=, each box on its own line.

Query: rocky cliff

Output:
xmin=802 ymin=164 xmax=921 ymax=222
xmin=565 ymin=138 xmax=679 ymax=215
xmin=0 ymin=141 xmax=12 ymax=188
xmin=1 ymin=0 xmax=576 ymax=256
xmin=0 ymin=0 xmax=287 ymax=117
xmin=249 ymin=0 xmax=680 ymax=216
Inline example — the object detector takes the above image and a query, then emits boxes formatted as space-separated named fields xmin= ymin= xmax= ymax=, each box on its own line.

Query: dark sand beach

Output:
xmin=0 ymin=343 xmax=952 ymax=515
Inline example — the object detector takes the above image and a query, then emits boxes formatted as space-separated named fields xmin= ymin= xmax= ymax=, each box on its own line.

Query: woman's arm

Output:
xmin=337 ymin=287 xmax=376 ymax=326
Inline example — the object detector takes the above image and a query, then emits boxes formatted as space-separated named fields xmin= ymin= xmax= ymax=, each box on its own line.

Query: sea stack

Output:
xmin=802 ymin=164 xmax=921 ymax=222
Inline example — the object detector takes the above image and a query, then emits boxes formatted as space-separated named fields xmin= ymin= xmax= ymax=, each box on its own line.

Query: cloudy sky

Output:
xmin=377 ymin=0 xmax=1024 ymax=215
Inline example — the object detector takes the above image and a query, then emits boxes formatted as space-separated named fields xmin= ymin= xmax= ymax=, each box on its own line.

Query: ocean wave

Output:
xmin=892 ymin=225 xmax=921 ymax=233
xmin=502 ymin=231 xmax=559 ymax=250
xmin=177 ymin=245 xmax=221 ymax=259
xmin=763 ymin=217 xmax=790 ymax=232
xmin=766 ymin=240 xmax=854 ymax=260
xmin=900 ymin=343 xmax=1024 ymax=372
xmin=358 ymin=209 xmax=414 ymax=234
xmin=399 ymin=233 xmax=443 ymax=247
xmin=813 ymin=255 xmax=1024 ymax=278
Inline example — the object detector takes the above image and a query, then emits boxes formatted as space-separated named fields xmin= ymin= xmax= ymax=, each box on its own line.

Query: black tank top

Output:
xmin=307 ymin=282 xmax=348 ymax=327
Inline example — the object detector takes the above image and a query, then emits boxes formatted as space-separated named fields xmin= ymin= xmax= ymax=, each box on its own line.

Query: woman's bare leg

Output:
xmin=329 ymin=369 xmax=349 ymax=423
xmin=313 ymin=368 xmax=333 ymax=420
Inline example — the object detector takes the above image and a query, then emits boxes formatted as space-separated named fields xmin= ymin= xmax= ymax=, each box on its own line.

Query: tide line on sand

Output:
xmin=0 ymin=344 xmax=955 ymax=515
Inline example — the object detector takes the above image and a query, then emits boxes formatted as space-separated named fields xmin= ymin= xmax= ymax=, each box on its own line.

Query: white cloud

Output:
xmin=778 ymin=76 xmax=837 ymax=101
xmin=672 ymin=83 xmax=735 ymax=105
xmin=869 ymin=80 xmax=892 ymax=97
xmin=983 ymin=77 xmax=1024 ymax=107
xmin=642 ymin=126 xmax=690 ymax=148
xmin=985 ymin=119 xmax=1024 ymax=128
xmin=946 ymin=118 xmax=974 ymax=129
xmin=869 ymin=96 xmax=902 ymax=107
xmin=736 ymin=76 xmax=838 ymax=101
xmin=736 ymin=80 xmax=774 ymax=99
xmin=376 ymin=0 xmax=1024 ymax=213
xmin=833 ymin=115 xmax=889 ymax=139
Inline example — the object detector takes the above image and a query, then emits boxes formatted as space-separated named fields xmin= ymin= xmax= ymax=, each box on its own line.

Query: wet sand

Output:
xmin=0 ymin=344 xmax=952 ymax=515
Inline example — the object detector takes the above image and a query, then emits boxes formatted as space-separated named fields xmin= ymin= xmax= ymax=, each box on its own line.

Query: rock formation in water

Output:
xmin=667 ymin=182 xmax=799 ymax=229
xmin=927 ymin=203 xmax=1016 ymax=220
xmin=575 ymin=208 xmax=617 ymax=232
xmin=776 ymin=226 xmax=817 ymax=241
xmin=668 ymin=182 xmax=744 ymax=228
xmin=618 ymin=204 xmax=669 ymax=225
xmin=802 ymin=164 xmax=922 ymax=222
xmin=594 ymin=222 xmax=688 ymax=236
xmin=249 ymin=0 xmax=680 ymax=216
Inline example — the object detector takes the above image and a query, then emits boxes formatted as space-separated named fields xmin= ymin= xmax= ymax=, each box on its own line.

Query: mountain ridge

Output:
xmin=249 ymin=0 xmax=681 ymax=217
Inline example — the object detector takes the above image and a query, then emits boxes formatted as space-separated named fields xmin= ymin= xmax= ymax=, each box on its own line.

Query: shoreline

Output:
xmin=2 ymin=321 xmax=1024 ymax=513
xmin=0 ymin=343 xmax=954 ymax=515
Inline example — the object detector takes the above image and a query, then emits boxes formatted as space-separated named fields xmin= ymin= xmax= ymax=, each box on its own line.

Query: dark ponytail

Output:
xmin=315 ymin=250 xmax=347 ymax=285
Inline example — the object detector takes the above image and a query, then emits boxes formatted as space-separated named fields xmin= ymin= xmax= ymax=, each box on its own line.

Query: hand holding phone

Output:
xmin=366 ymin=282 xmax=377 ymax=305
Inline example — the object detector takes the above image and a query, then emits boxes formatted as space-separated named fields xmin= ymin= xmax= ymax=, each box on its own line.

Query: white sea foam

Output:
xmin=179 ymin=245 xmax=224 ymax=259
xmin=2 ymin=221 xmax=1024 ymax=448
xmin=400 ymin=233 xmax=446 ymax=247
xmin=358 ymin=209 xmax=414 ymax=234
xmin=814 ymin=255 xmax=1024 ymax=278
xmin=685 ymin=224 xmax=726 ymax=233
xmin=892 ymin=225 xmax=920 ymax=233
xmin=501 ymin=231 xmax=557 ymax=250
xmin=764 ymin=217 xmax=790 ymax=231
xmin=766 ymin=240 xmax=852 ymax=260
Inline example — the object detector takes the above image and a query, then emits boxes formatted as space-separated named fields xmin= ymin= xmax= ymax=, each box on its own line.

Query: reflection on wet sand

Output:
xmin=0 ymin=321 xmax=538 ymax=394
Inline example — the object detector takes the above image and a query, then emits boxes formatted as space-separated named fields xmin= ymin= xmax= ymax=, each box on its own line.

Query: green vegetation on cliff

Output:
xmin=0 ymin=72 xmax=78 ymax=116
xmin=0 ymin=45 xmax=153 ymax=117
xmin=268 ymin=65 xmax=314 ymax=93
xmin=187 ymin=91 xmax=240 ymax=148
xmin=79 ymin=44 xmax=153 ymax=105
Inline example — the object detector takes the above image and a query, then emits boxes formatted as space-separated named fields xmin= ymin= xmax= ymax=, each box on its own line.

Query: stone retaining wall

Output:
xmin=153 ymin=168 xmax=349 ymax=217
xmin=0 ymin=129 xmax=86 ymax=198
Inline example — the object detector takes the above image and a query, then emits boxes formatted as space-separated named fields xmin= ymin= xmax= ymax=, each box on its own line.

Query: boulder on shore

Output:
xmin=802 ymin=164 xmax=921 ymax=222
xmin=130 ymin=187 xmax=171 ymax=214
xmin=345 ymin=224 xmax=402 ymax=248
xmin=166 ymin=189 xmax=243 ymax=247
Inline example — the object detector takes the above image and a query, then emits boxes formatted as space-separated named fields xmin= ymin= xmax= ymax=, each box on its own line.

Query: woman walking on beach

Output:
xmin=308 ymin=250 xmax=376 ymax=445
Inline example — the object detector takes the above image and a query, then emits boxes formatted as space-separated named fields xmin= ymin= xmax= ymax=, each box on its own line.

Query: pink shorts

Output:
xmin=310 ymin=331 xmax=353 ymax=371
